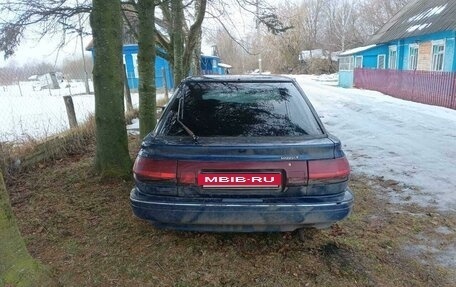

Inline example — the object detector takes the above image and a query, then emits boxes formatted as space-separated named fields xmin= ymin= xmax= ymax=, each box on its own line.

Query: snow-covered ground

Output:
xmin=0 ymin=81 xmax=168 ymax=142
xmin=0 ymin=92 xmax=98 ymax=142
xmin=310 ymin=73 xmax=339 ymax=85
xmin=294 ymin=75 xmax=456 ymax=211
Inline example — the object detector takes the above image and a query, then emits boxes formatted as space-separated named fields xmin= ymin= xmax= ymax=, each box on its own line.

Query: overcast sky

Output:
xmin=0 ymin=0 xmax=280 ymax=68
xmin=0 ymin=32 xmax=93 ymax=68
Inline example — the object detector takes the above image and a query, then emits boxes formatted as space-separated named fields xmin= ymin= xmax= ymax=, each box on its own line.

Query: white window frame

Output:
xmin=408 ymin=44 xmax=419 ymax=70
xmin=377 ymin=54 xmax=386 ymax=69
xmin=339 ymin=56 xmax=354 ymax=71
xmin=354 ymin=56 xmax=363 ymax=69
xmin=431 ymin=40 xmax=445 ymax=71
xmin=388 ymin=45 xmax=397 ymax=69
xmin=132 ymin=53 xmax=139 ymax=78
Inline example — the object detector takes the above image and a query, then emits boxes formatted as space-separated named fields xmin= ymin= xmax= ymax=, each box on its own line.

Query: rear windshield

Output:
xmin=160 ymin=81 xmax=323 ymax=137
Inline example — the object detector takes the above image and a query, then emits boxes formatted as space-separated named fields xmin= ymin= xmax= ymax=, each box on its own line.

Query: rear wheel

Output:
xmin=297 ymin=227 xmax=320 ymax=241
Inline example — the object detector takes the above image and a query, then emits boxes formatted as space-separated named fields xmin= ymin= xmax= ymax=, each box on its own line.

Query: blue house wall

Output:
xmin=352 ymin=31 xmax=456 ymax=72
xmin=200 ymin=55 xmax=226 ymax=75
xmin=123 ymin=45 xmax=173 ymax=91
xmin=123 ymin=46 xmax=227 ymax=90
xmin=339 ymin=45 xmax=387 ymax=88
xmin=398 ymin=31 xmax=455 ymax=72
xmin=339 ymin=31 xmax=456 ymax=87
xmin=356 ymin=46 xmax=389 ymax=68
xmin=90 ymin=44 xmax=228 ymax=90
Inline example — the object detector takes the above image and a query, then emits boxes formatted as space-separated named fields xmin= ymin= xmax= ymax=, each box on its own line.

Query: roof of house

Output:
xmin=217 ymin=63 xmax=232 ymax=68
xmin=370 ymin=0 xmax=456 ymax=44
xmin=339 ymin=45 xmax=377 ymax=56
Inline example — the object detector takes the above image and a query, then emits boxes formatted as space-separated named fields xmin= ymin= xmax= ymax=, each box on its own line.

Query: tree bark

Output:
xmin=192 ymin=30 xmax=202 ymax=75
xmin=171 ymin=0 xmax=185 ymax=85
xmin=182 ymin=0 xmax=207 ymax=76
xmin=0 ymin=173 xmax=56 ymax=286
xmin=124 ymin=0 xmax=206 ymax=84
xmin=138 ymin=0 xmax=157 ymax=139
xmin=91 ymin=0 xmax=131 ymax=178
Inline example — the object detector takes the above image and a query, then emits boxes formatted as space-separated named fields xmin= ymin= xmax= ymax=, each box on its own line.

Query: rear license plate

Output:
xmin=197 ymin=173 xmax=281 ymax=188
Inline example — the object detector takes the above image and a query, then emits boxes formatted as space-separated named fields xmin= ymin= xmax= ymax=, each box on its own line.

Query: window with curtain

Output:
xmin=431 ymin=43 xmax=445 ymax=71
xmin=377 ymin=54 xmax=386 ymax=69
xmin=409 ymin=45 xmax=418 ymax=70
xmin=388 ymin=46 xmax=397 ymax=69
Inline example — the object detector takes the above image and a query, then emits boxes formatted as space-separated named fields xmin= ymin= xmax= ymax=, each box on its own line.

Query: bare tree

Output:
xmin=260 ymin=2 xmax=306 ymax=73
xmin=208 ymin=28 xmax=257 ymax=73
xmin=119 ymin=0 xmax=208 ymax=136
xmin=0 ymin=0 xmax=91 ymax=59
xmin=358 ymin=0 xmax=412 ymax=40
xmin=137 ymin=0 xmax=157 ymax=138
xmin=323 ymin=0 xmax=360 ymax=51
xmin=61 ymin=57 xmax=94 ymax=81
xmin=206 ymin=0 xmax=411 ymax=75
xmin=203 ymin=0 xmax=293 ymax=74
xmin=91 ymin=0 xmax=132 ymax=177
xmin=0 ymin=61 xmax=55 ymax=85
xmin=301 ymin=0 xmax=325 ymax=50
xmin=1 ymin=0 xmax=132 ymax=177
xmin=129 ymin=0 xmax=208 ymax=84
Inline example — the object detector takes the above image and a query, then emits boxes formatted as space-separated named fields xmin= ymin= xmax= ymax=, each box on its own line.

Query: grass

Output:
xmin=6 ymin=136 xmax=456 ymax=286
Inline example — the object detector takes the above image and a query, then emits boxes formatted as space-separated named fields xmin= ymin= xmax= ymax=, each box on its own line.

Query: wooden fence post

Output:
xmin=123 ymin=64 xmax=134 ymax=112
xmin=63 ymin=96 xmax=78 ymax=128
xmin=17 ymin=80 xmax=23 ymax=97
xmin=450 ymin=73 xmax=456 ymax=110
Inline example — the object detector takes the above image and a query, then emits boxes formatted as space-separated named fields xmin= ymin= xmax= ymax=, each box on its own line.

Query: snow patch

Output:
xmin=406 ymin=23 xmax=432 ymax=33
xmin=407 ymin=4 xmax=447 ymax=22
xmin=294 ymin=75 xmax=456 ymax=211
xmin=340 ymin=45 xmax=376 ymax=56
xmin=127 ymin=118 xmax=140 ymax=135
xmin=311 ymin=73 xmax=339 ymax=86
xmin=1 ymin=81 xmax=166 ymax=142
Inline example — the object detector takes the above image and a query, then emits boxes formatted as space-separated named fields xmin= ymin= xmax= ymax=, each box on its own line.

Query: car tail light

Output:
xmin=133 ymin=157 xmax=177 ymax=182
xmin=308 ymin=157 xmax=350 ymax=184
xmin=179 ymin=171 xmax=196 ymax=184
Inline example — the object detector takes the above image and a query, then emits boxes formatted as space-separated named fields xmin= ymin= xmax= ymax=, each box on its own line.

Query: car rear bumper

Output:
xmin=130 ymin=188 xmax=354 ymax=232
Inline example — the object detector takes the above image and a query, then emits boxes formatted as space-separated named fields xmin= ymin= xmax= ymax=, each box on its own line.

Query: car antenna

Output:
xmin=177 ymin=97 xmax=199 ymax=144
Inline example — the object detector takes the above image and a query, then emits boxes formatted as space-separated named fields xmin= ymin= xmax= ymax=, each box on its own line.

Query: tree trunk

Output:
xmin=190 ymin=0 xmax=202 ymax=75
xmin=192 ymin=28 xmax=202 ymax=75
xmin=162 ymin=0 xmax=206 ymax=83
xmin=171 ymin=0 xmax=185 ymax=85
xmin=91 ymin=0 xmax=131 ymax=178
xmin=182 ymin=0 xmax=207 ymax=76
xmin=138 ymin=0 xmax=157 ymax=139
xmin=0 ymin=173 xmax=56 ymax=286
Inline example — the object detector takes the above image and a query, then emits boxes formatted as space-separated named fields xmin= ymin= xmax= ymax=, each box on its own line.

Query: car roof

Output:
xmin=184 ymin=75 xmax=295 ymax=83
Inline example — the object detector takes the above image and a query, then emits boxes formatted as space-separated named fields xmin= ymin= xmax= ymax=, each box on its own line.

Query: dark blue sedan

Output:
xmin=130 ymin=75 xmax=353 ymax=238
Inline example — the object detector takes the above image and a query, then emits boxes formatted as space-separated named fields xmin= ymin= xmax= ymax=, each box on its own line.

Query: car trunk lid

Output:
xmin=138 ymin=136 xmax=344 ymax=194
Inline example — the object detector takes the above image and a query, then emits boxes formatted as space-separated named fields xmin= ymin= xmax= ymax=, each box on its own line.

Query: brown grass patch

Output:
xmin=6 ymin=140 xmax=455 ymax=286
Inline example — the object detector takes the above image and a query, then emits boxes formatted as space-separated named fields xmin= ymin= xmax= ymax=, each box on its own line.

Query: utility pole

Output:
xmin=77 ymin=0 xmax=91 ymax=94
xmin=256 ymin=0 xmax=262 ymax=74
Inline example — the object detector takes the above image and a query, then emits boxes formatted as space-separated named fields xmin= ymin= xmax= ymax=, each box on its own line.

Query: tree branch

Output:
xmin=205 ymin=10 xmax=258 ymax=56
